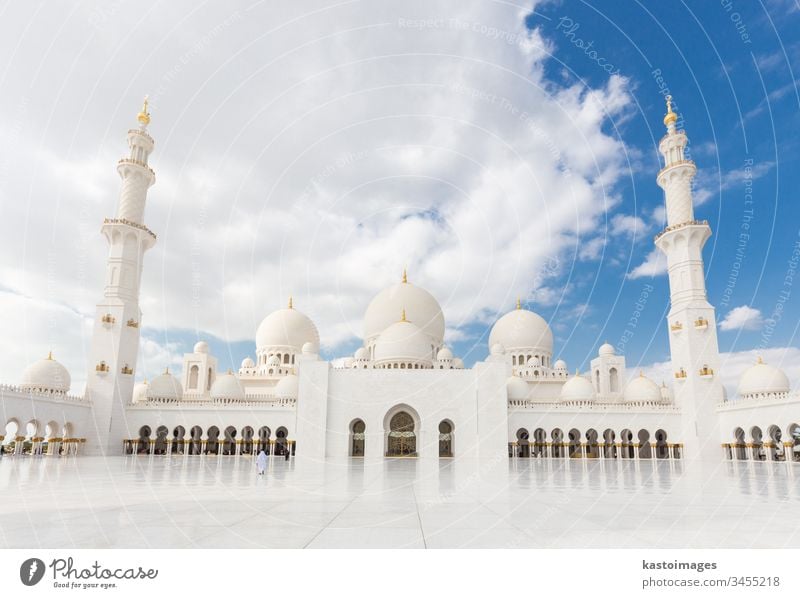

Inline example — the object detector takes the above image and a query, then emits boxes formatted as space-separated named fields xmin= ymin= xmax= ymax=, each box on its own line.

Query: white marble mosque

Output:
xmin=2 ymin=96 xmax=799 ymax=467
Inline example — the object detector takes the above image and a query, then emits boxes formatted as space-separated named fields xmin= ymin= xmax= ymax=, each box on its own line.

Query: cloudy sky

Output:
xmin=1 ymin=0 xmax=798 ymax=398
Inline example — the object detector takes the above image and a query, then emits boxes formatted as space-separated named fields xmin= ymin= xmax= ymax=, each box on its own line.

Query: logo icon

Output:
xmin=20 ymin=558 xmax=45 ymax=586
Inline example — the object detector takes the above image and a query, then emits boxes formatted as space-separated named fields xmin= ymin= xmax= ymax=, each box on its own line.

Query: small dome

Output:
xmin=560 ymin=373 xmax=595 ymax=402
xmin=659 ymin=382 xmax=673 ymax=403
xmin=489 ymin=307 xmax=553 ymax=355
xmin=266 ymin=355 xmax=281 ymax=367
xmin=554 ymin=359 xmax=567 ymax=370
xmin=132 ymin=380 xmax=149 ymax=403
xmin=354 ymin=347 xmax=369 ymax=360
xmin=193 ymin=341 xmax=209 ymax=354
xmin=737 ymin=358 xmax=790 ymax=397
xmin=301 ymin=341 xmax=318 ymax=355
xmin=146 ymin=369 xmax=183 ymax=400
xmin=256 ymin=304 xmax=320 ymax=352
xmin=21 ymin=353 xmax=71 ymax=393
xmin=210 ymin=371 xmax=245 ymax=401
xmin=373 ymin=319 xmax=432 ymax=365
xmin=343 ymin=357 xmax=355 ymax=368
xmin=526 ymin=356 xmax=541 ymax=367
xmin=437 ymin=346 xmax=453 ymax=360
xmin=490 ymin=343 xmax=505 ymax=356
xmin=274 ymin=373 xmax=299 ymax=398
xmin=453 ymin=357 xmax=464 ymax=369
xmin=506 ymin=375 xmax=529 ymax=400
xmin=241 ymin=357 xmax=255 ymax=369
xmin=623 ymin=373 xmax=661 ymax=403
xmin=598 ymin=342 xmax=615 ymax=356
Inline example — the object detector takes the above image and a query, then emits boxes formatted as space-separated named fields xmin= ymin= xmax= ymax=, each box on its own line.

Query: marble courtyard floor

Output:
xmin=0 ymin=455 xmax=797 ymax=549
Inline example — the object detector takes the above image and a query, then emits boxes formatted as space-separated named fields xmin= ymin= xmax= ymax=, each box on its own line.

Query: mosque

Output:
xmin=2 ymin=97 xmax=799 ymax=465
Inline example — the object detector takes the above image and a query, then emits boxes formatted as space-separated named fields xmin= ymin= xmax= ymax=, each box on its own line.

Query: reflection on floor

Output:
xmin=0 ymin=455 xmax=797 ymax=548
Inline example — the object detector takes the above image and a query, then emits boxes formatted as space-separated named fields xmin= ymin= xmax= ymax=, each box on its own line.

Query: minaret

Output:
xmin=85 ymin=98 xmax=157 ymax=455
xmin=653 ymin=96 xmax=722 ymax=462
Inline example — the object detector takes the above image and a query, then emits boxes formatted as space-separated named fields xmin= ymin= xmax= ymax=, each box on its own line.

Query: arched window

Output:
xmin=283 ymin=354 xmax=290 ymax=364
xmin=350 ymin=419 xmax=366 ymax=457
xmin=595 ymin=370 xmax=600 ymax=391
xmin=609 ymin=367 xmax=619 ymax=393
xmin=387 ymin=412 xmax=416 ymax=457
xmin=438 ymin=421 xmax=453 ymax=457
xmin=207 ymin=368 xmax=213 ymax=390
xmin=188 ymin=365 xmax=199 ymax=390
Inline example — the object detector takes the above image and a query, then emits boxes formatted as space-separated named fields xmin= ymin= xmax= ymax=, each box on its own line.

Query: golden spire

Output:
xmin=663 ymin=94 xmax=677 ymax=127
xmin=227 ymin=368 xmax=233 ymax=375
xmin=516 ymin=297 xmax=521 ymax=310
xmin=47 ymin=350 xmax=53 ymax=360
xmin=639 ymin=370 xmax=644 ymax=377
xmin=402 ymin=267 xmax=408 ymax=284
xmin=757 ymin=356 xmax=763 ymax=364
xmin=288 ymin=295 xmax=293 ymax=309
xmin=400 ymin=308 xmax=407 ymax=322
xmin=164 ymin=366 xmax=170 ymax=374
xmin=137 ymin=95 xmax=151 ymax=126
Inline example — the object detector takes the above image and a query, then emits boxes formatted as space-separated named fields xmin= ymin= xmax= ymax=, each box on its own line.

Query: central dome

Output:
xmin=364 ymin=272 xmax=445 ymax=345
xmin=256 ymin=300 xmax=320 ymax=352
xmin=373 ymin=318 xmax=433 ymax=365
xmin=489 ymin=306 xmax=553 ymax=354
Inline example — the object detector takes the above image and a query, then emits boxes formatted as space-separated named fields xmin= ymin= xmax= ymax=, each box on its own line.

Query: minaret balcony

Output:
xmin=657 ymin=159 xmax=695 ymax=177
xmin=117 ymin=158 xmax=155 ymax=177
xmin=101 ymin=313 xmax=116 ymax=325
xmin=674 ymin=368 xmax=687 ymax=380
xmin=653 ymin=219 xmax=709 ymax=242
xmin=126 ymin=318 xmax=139 ymax=328
xmin=699 ymin=365 xmax=714 ymax=378
xmin=96 ymin=361 xmax=110 ymax=374
xmin=694 ymin=317 xmax=708 ymax=330
xmin=120 ymin=364 xmax=134 ymax=375
xmin=670 ymin=321 xmax=683 ymax=332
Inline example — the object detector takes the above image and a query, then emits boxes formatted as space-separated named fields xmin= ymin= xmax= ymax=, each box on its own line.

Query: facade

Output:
xmin=2 ymin=97 xmax=799 ymax=465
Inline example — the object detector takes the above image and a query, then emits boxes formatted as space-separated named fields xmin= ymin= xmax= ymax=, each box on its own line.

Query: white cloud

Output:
xmin=0 ymin=0 xmax=635 ymax=370
xmin=694 ymin=161 xmax=775 ymax=206
xmin=610 ymin=213 xmax=647 ymax=238
xmin=626 ymin=249 xmax=667 ymax=279
xmin=719 ymin=305 xmax=764 ymax=331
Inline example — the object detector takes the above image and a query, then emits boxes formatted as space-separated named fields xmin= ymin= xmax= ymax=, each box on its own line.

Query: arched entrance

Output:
xmin=387 ymin=411 xmax=416 ymax=457
xmin=275 ymin=427 xmax=288 ymax=456
xmin=516 ymin=428 xmax=530 ymax=458
xmin=438 ymin=420 xmax=453 ymax=458
xmin=350 ymin=419 xmax=366 ymax=457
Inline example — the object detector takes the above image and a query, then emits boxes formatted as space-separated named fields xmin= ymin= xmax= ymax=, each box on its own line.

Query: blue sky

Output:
xmin=1 ymin=0 xmax=798 ymax=395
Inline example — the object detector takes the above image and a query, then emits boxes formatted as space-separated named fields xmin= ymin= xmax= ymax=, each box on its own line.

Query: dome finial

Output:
xmin=137 ymin=95 xmax=151 ymax=126
xmin=639 ymin=370 xmax=644 ymax=377
xmin=400 ymin=307 xmax=407 ymax=322
xmin=516 ymin=297 xmax=521 ymax=310
xmin=663 ymin=94 xmax=677 ymax=128
xmin=288 ymin=295 xmax=293 ymax=309
xmin=757 ymin=355 xmax=763 ymax=364
xmin=47 ymin=350 xmax=53 ymax=360
xmin=402 ymin=267 xmax=408 ymax=284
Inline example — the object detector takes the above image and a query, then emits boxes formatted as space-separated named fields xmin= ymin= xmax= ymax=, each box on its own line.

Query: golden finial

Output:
xmin=402 ymin=267 xmax=408 ymax=284
xmin=639 ymin=370 xmax=644 ymax=377
xmin=164 ymin=366 xmax=170 ymax=375
xmin=516 ymin=297 xmax=521 ymax=310
xmin=757 ymin=356 xmax=763 ymax=364
xmin=227 ymin=368 xmax=233 ymax=375
xmin=400 ymin=308 xmax=407 ymax=322
xmin=663 ymin=94 xmax=677 ymax=127
xmin=47 ymin=350 xmax=53 ymax=360
xmin=288 ymin=295 xmax=293 ymax=309
xmin=137 ymin=95 xmax=151 ymax=126
xmin=143 ymin=377 xmax=148 ymax=384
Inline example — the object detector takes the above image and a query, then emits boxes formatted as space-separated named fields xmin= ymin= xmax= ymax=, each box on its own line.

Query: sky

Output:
xmin=0 ymin=0 xmax=798 ymax=398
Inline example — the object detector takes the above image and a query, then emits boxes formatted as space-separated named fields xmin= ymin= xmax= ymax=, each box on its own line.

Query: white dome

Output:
xmin=21 ymin=353 xmax=71 ymax=393
xmin=266 ymin=355 xmax=281 ymax=367
xmin=737 ymin=359 xmax=790 ymax=397
xmin=364 ymin=277 xmax=445 ymax=345
xmin=506 ymin=375 xmax=529 ymax=400
xmin=490 ymin=343 xmax=505 ymax=356
xmin=241 ymin=357 xmax=255 ymax=369
xmin=193 ymin=341 xmax=209 ymax=354
xmin=210 ymin=372 xmax=245 ymax=401
xmin=598 ymin=342 xmax=615 ymax=356
xmin=623 ymin=373 xmax=661 ymax=403
xmin=256 ymin=305 xmax=319 ymax=352
xmin=374 ymin=319 xmax=432 ymax=365
xmin=554 ymin=359 xmax=567 ymax=370
xmin=489 ymin=308 xmax=553 ymax=355
xmin=302 ymin=341 xmax=318 ymax=355
xmin=526 ymin=356 xmax=541 ymax=367
xmin=274 ymin=373 xmax=299 ymax=398
xmin=560 ymin=373 xmax=595 ymax=402
xmin=354 ymin=347 xmax=369 ymax=360
xmin=437 ymin=346 xmax=453 ymax=360
xmin=453 ymin=358 xmax=464 ymax=369
xmin=146 ymin=370 xmax=183 ymax=400
xmin=132 ymin=380 xmax=149 ymax=403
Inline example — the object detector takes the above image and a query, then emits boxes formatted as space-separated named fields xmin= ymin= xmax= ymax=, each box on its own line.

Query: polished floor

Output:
xmin=0 ymin=455 xmax=797 ymax=548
